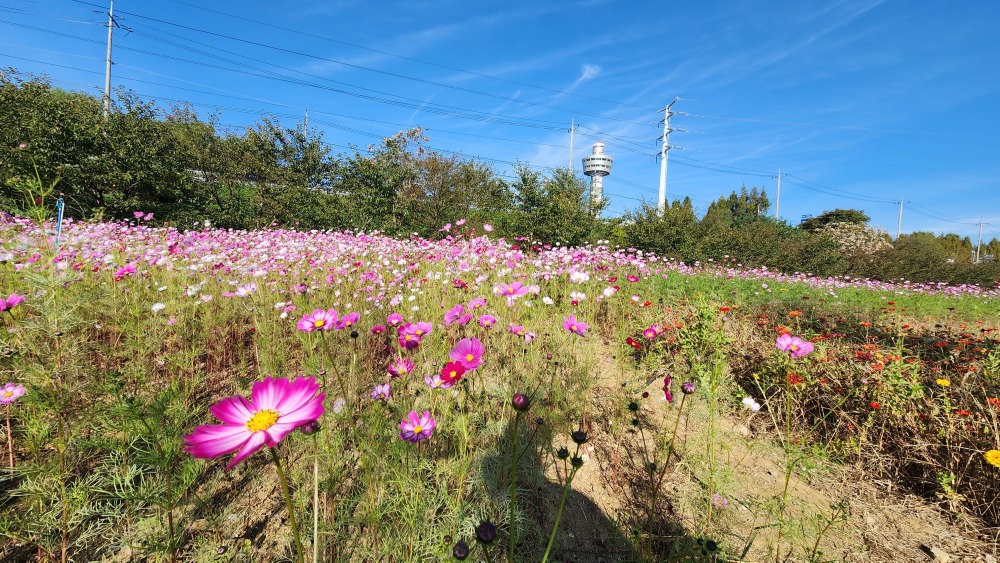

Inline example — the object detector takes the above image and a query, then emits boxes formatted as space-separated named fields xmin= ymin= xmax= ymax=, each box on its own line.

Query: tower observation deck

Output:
xmin=582 ymin=141 xmax=613 ymax=211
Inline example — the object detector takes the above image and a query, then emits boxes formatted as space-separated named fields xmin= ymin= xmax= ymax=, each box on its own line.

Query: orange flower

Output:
xmin=955 ymin=410 xmax=971 ymax=416
xmin=786 ymin=372 xmax=804 ymax=385
xmin=788 ymin=310 xmax=802 ymax=318
xmin=987 ymin=397 xmax=1000 ymax=409
xmin=870 ymin=402 xmax=880 ymax=409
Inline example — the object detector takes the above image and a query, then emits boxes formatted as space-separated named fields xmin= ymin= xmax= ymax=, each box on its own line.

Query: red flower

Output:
xmin=625 ymin=337 xmax=642 ymax=351
xmin=870 ymin=401 xmax=880 ymax=409
xmin=786 ymin=372 xmax=804 ymax=385
xmin=987 ymin=397 xmax=1000 ymax=409
xmin=440 ymin=361 xmax=466 ymax=385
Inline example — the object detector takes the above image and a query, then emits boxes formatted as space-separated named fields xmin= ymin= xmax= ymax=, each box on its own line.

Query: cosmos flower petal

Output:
xmin=225 ymin=432 xmax=267 ymax=470
xmin=184 ymin=425 xmax=250 ymax=459
xmin=209 ymin=395 xmax=255 ymax=425
xmin=273 ymin=377 xmax=321 ymax=414
xmin=251 ymin=376 xmax=282 ymax=411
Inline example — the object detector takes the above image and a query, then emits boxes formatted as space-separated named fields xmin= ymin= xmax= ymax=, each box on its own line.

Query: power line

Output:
xmin=159 ymin=0 xmax=654 ymax=112
xmin=65 ymin=0 xmax=652 ymax=126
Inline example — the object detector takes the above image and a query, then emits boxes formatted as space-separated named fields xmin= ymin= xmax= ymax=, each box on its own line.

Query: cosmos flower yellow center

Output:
xmin=466 ymin=353 xmax=474 ymax=361
xmin=2 ymin=391 xmax=12 ymax=398
xmin=450 ymin=371 xmax=458 ymax=377
xmin=413 ymin=425 xmax=423 ymax=434
xmin=246 ymin=409 xmax=279 ymax=432
xmin=572 ymin=325 xmax=578 ymax=331
xmin=313 ymin=319 xmax=325 ymax=327
xmin=790 ymin=344 xmax=798 ymax=351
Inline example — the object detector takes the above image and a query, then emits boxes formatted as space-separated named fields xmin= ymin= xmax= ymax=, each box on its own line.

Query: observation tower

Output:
xmin=582 ymin=141 xmax=613 ymax=211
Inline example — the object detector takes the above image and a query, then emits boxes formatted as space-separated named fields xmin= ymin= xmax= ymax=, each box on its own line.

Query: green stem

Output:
xmin=312 ymin=436 xmax=320 ymax=563
xmin=541 ymin=466 xmax=578 ymax=563
xmin=508 ymin=412 xmax=521 ymax=562
xmin=271 ymin=448 xmax=305 ymax=563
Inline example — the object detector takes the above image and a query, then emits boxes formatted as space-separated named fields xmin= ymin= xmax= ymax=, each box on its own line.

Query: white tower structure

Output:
xmin=582 ymin=141 xmax=613 ymax=212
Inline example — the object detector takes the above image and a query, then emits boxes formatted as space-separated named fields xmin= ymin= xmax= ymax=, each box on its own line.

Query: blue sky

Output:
xmin=3 ymin=0 xmax=999 ymax=242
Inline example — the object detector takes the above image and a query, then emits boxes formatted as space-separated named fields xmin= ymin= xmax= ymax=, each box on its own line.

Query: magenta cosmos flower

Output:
xmin=297 ymin=308 xmax=338 ymax=332
xmin=387 ymin=357 xmax=415 ymax=378
xmin=563 ymin=315 xmax=588 ymax=337
xmin=399 ymin=410 xmax=436 ymax=442
xmin=450 ymin=337 xmax=484 ymax=371
xmin=0 ymin=294 xmax=25 ymax=312
xmin=0 ymin=382 xmax=26 ymax=404
xmin=444 ymin=304 xmax=465 ymax=325
xmin=775 ymin=334 xmax=814 ymax=358
xmin=336 ymin=311 xmax=360 ymax=330
xmin=184 ymin=376 xmax=325 ymax=469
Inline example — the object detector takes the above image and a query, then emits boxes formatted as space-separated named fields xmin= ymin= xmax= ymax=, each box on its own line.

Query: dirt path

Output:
xmin=549 ymin=340 xmax=997 ymax=562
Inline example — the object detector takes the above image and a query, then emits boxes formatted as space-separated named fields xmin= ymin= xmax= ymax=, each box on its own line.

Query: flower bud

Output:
xmin=571 ymin=456 xmax=584 ymax=468
xmin=298 ymin=420 xmax=321 ymax=435
xmin=476 ymin=521 xmax=497 ymax=544
xmin=512 ymin=392 xmax=531 ymax=412
xmin=682 ymin=381 xmax=695 ymax=395
xmin=452 ymin=540 xmax=470 ymax=560
xmin=556 ymin=447 xmax=570 ymax=460
xmin=571 ymin=430 xmax=588 ymax=445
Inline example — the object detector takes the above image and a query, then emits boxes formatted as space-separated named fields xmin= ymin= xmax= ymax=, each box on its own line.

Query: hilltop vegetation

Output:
xmin=3 ymin=69 xmax=999 ymax=289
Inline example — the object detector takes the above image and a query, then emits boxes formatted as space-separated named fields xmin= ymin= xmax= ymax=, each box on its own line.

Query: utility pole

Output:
xmin=304 ymin=109 xmax=309 ymax=137
xmin=569 ymin=119 xmax=574 ymax=174
xmin=896 ymin=198 xmax=904 ymax=240
xmin=774 ymin=168 xmax=781 ymax=219
xmin=102 ymin=0 xmax=115 ymax=120
xmin=976 ymin=218 xmax=984 ymax=264
xmin=657 ymin=98 xmax=680 ymax=215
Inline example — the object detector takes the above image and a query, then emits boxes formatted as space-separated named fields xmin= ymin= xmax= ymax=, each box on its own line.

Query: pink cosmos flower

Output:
xmin=399 ymin=410 xmax=436 ymax=442
xmin=450 ymin=337 xmax=484 ymax=371
xmin=0 ymin=294 xmax=25 ymax=312
xmin=184 ymin=376 xmax=325 ymax=469
xmin=508 ymin=324 xmax=527 ymax=336
xmin=483 ymin=223 xmax=493 ymax=232
xmin=444 ymin=304 xmax=465 ymax=325
xmin=776 ymin=334 xmax=814 ymax=358
xmin=388 ymin=357 xmax=415 ymax=378
xmin=370 ymin=383 xmax=391 ymax=402
xmin=424 ymin=374 xmax=455 ymax=390
xmin=133 ymin=211 xmax=144 ymax=219
xmin=478 ymin=314 xmax=497 ymax=328
xmin=370 ymin=324 xmax=386 ymax=335
xmin=563 ymin=315 xmax=588 ymax=337
xmin=113 ymin=264 xmax=137 ymax=281
xmin=386 ymin=313 xmax=404 ymax=327
xmin=0 ymin=382 xmax=26 ymax=404
xmin=456 ymin=313 xmax=473 ymax=325
xmin=336 ymin=311 xmax=360 ymax=330
xmin=297 ymin=309 xmax=338 ymax=332
xmin=468 ymin=297 xmax=487 ymax=310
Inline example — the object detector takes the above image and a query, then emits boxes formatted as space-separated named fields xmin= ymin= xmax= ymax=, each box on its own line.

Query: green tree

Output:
xmin=799 ymin=208 xmax=870 ymax=232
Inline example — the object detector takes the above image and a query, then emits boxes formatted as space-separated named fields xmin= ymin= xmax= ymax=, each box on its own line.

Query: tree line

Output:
xmin=2 ymin=70 xmax=997 ymax=287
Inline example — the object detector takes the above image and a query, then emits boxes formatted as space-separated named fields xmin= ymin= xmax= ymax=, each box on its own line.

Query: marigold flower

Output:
xmin=985 ymin=450 xmax=1000 ymax=468
xmin=184 ymin=376 xmax=325 ymax=469
xmin=936 ymin=378 xmax=951 ymax=387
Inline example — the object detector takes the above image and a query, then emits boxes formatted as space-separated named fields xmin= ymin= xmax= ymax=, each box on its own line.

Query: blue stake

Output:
xmin=54 ymin=195 xmax=65 ymax=250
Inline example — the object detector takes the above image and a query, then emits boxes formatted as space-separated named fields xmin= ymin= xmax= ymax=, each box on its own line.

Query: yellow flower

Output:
xmin=985 ymin=450 xmax=1000 ymax=469
xmin=936 ymin=378 xmax=951 ymax=387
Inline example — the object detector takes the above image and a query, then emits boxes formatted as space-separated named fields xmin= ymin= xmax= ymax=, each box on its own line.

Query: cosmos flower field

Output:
xmin=1 ymin=216 xmax=999 ymax=561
